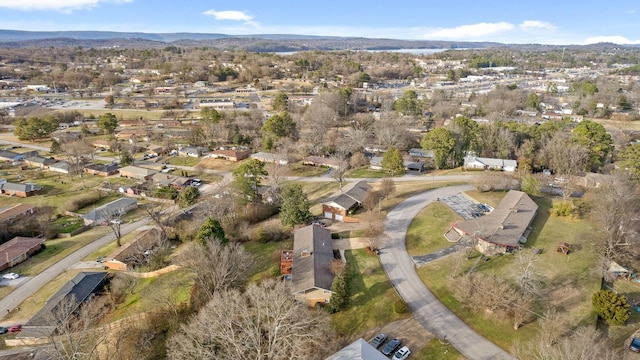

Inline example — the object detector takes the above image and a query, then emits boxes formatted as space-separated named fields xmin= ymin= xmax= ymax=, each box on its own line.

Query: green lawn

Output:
xmin=344 ymin=168 xmax=391 ymax=178
xmin=608 ymin=280 xmax=640 ymax=348
xmin=52 ymin=216 xmax=84 ymax=233
xmin=164 ymin=156 xmax=201 ymax=167
xmin=412 ymin=338 xmax=463 ymax=360
xmin=332 ymin=249 xmax=409 ymax=337
xmin=406 ymin=202 xmax=462 ymax=256
xmin=464 ymin=190 xmax=508 ymax=207
xmin=244 ymin=238 xmax=293 ymax=282
xmin=286 ymin=163 xmax=328 ymax=177
xmin=413 ymin=194 xmax=602 ymax=351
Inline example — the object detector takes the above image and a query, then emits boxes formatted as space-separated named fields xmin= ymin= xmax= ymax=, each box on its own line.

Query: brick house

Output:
xmin=321 ymin=181 xmax=371 ymax=222
xmin=0 ymin=182 xmax=42 ymax=197
xmin=0 ymin=236 xmax=46 ymax=271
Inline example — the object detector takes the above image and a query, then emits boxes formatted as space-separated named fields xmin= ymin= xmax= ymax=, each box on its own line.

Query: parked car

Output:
xmin=381 ymin=338 xmax=401 ymax=356
xmin=8 ymin=325 xmax=21 ymax=333
xmin=0 ymin=327 xmax=7 ymax=334
xmin=393 ymin=346 xmax=411 ymax=360
xmin=369 ymin=333 xmax=387 ymax=349
xmin=2 ymin=273 xmax=19 ymax=280
xmin=630 ymin=337 xmax=640 ymax=352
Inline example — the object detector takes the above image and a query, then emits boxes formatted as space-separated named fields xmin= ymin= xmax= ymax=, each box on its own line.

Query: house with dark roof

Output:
xmin=24 ymin=156 xmax=57 ymax=169
xmin=0 ymin=150 xmax=20 ymax=162
xmin=83 ymin=163 xmax=119 ymax=177
xmin=0 ymin=204 xmax=36 ymax=225
xmin=0 ymin=181 xmax=42 ymax=197
xmin=322 ymin=181 xmax=371 ymax=222
xmin=291 ymin=225 xmax=334 ymax=307
xmin=302 ymin=156 xmax=343 ymax=169
xmin=0 ymin=236 xmax=45 ymax=271
xmin=82 ymin=197 xmax=137 ymax=226
xmin=149 ymin=172 xmax=191 ymax=190
xmin=449 ymin=190 xmax=538 ymax=255
xmin=178 ymin=146 xmax=203 ymax=158
xmin=23 ymin=272 xmax=107 ymax=337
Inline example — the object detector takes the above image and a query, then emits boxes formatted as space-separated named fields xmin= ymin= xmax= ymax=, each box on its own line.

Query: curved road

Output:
xmin=379 ymin=185 xmax=515 ymax=360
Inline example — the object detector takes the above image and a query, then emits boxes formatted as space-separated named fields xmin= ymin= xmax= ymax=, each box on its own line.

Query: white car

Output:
xmin=2 ymin=273 xmax=19 ymax=280
xmin=393 ymin=346 xmax=411 ymax=360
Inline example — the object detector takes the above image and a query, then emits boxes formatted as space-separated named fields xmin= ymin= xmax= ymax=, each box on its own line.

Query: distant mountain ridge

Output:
xmin=0 ymin=29 xmax=632 ymax=52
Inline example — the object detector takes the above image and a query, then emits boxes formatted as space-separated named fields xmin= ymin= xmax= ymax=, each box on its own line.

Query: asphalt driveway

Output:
xmin=379 ymin=184 xmax=515 ymax=360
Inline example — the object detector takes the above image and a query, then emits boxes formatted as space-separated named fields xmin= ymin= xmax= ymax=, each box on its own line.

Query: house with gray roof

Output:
xmin=48 ymin=161 xmax=71 ymax=174
xmin=326 ymin=338 xmax=389 ymax=360
xmin=464 ymin=156 xmax=517 ymax=172
xmin=322 ymin=181 xmax=371 ymax=221
xmin=251 ymin=152 xmax=289 ymax=165
xmin=24 ymin=156 xmax=57 ymax=169
xmin=450 ymin=190 xmax=538 ymax=255
xmin=118 ymin=165 xmax=157 ymax=181
xmin=291 ymin=225 xmax=334 ymax=307
xmin=82 ymin=197 xmax=137 ymax=226
xmin=0 ymin=181 xmax=42 ymax=197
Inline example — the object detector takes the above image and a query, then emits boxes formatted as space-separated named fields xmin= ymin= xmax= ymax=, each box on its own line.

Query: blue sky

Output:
xmin=0 ymin=0 xmax=639 ymax=45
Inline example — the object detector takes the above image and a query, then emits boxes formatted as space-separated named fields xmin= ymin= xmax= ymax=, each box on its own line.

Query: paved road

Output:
xmin=0 ymin=218 xmax=150 ymax=318
xmin=379 ymin=184 xmax=515 ymax=360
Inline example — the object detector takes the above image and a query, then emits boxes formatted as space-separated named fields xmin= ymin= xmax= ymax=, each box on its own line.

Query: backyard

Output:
xmin=412 ymin=192 xmax=602 ymax=351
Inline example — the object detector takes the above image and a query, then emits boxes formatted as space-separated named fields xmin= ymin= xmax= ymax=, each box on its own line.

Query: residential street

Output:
xmin=0 ymin=218 xmax=150 ymax=318
xmin=379 ymin=184 xmax=516 ymax=360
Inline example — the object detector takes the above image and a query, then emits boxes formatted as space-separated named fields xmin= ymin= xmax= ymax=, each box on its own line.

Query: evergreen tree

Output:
xmin=329 ymin=275 xmax=348 ymax=312
xmin=381 ymin=146 xmax=405 ymax=176
xmin=196 ymin=217 xmax=228 ymax=245
xmin=592 ymin=289 xmax=630 ymax=326
xmin=280 ymin=183 xmax=313 ymax=227
xmin=177 ymin=185 xmax=201 ymax=208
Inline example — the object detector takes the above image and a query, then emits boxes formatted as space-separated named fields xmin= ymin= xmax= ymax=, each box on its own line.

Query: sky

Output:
xmin=0 ymin=0 xmax=640 ymax=45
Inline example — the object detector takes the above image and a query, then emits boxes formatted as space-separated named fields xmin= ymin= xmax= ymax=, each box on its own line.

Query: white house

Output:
xmin=464 ymin=156 xmax=517 ymax=172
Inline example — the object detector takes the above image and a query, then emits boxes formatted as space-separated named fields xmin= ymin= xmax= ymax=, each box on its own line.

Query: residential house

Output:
xmin=302 ymin=156 xmax=344 ymax=170
xmin=24 ymin=272 xmax=107 ymax=337
xmin=0 ymin=204 xmax=36 ymax=225
xmin=118 ymin=165 xmax=157 ymax=181
xmin=322 ymin=181 xmax=371 ymax=222
xmin=48 ymin=161 xmax=71 ymax=174
xmin=326 ymin=338 xmax=389 ymax=360
xmin=408 ymin=148 xmax=434 ymax=158
xmin=291 ymin=225 xmax=334 ymax=307
xmin=82 ymin=197 xmax=138 ymax=226
xmin=251 ymin=151 xmax=289 ymax=165
xmin=23 ymin=156 xmax=56 ymax=169
xmin=369 ymin=156 xmax=424 ymax=172
xmin=463 ymin=156 xmax=517 ymax=172
xmin=149 ymin=172 xmax=191 ymax=190
xmin=197 ymin=99 xmax=235 ymax=110
xmin=146 ymin=144 xmax=165 ymax=157
xmin=449 ymin=190 xmax=538 ymax=255
xmin=178 ymin=146 xmax=203 ymax=158
xmin=91 ymin=139 xmax=111 ymax=150
xmin=211 ymin=148 xmax=252 ymax=162
xmin=0 ymin=150 xmax=20 ymax=162
xmin=0 ymin=236 xmax=45 ymax=271
xmin=83 ymin=163 xmax=119 ymax=177
xmin=104 ymin=228 xmax=162 ymax=271
xmin=0 ymin=182 xmax=42 ymax=197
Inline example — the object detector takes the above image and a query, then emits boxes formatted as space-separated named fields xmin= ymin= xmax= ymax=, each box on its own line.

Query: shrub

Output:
xmin=592 ymin=289 xmax=630 ymax=326
xmin=550 ymin=201 xmax=573 ymax=217
xmin=69 ymin=192 xmax=102 ymax=212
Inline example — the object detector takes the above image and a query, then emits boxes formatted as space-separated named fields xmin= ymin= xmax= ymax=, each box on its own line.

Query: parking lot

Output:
xmin=439 ymin=194 xmax=492 ymax=220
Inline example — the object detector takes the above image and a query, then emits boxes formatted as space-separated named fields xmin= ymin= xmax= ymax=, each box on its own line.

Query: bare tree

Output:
xmin=101 ymin=209 xmax=124 ymax=247
xmin=511 ymin=249 xmax=544 ymax=297
xmin=541 ymin=133 xmax=589 ymax=199
xmin=60 ymin=139 xmax=93 ymax=178
xmin=167 ymin=279 xmax=333 ymax=360
xmin=329 ymin=149 xmax=350 ymax=190
xmin=176 ymin=240 xmax=253 ymax=300
xmin=379 ymin=177 xmax=396 ymax=200
xmin=591 ymin=173 xmax=640 ymax=264
xmin=514 ymin=326 xmax=619 ymax=360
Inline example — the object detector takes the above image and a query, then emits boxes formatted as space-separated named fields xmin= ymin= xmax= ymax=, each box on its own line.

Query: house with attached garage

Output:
xmin=118 ymin=165 xmax=157 ymax=181
xmin=321 ymin=181 xmax=371 ymax=222
xmin=48 ymin=161 xmax=71 ymax=174
xmin=463 ymin=156 xmax=517 ymax=172
xmin=0 ymin=181 xmax=42 ymax=197
xmin=83 ymin=163 xmax=119 ymax=177
xmin=290 ymin=225 xmax=335 ymax=307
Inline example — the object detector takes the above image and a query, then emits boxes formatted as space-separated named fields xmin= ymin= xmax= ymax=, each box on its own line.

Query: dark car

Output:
xmin=630 ymin=337 xmax=640 ymax=352
xmin=8 ymin=324 xmax=21 ymax=333
xmin=370 ymin=333 xmax=387 ymax=349
xmin=381 ymin=338 xmax=401 ymax=356
xmin=0 ymin=327 xmax=7 ymax=334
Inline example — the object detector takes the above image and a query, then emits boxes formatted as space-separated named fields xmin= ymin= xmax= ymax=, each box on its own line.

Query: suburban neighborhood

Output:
xmin=0 ymin=19 xmax=639 ymax=360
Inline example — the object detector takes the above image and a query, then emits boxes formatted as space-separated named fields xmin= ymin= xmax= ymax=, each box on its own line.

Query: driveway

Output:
xmin=0 ymin=218 xmax=150 ymax=317
xmin=379 ymin=184 xmax=515 ymax=360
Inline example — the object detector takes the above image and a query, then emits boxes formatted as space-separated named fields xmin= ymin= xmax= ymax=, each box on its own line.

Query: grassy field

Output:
xmin=406 ymin=202 xmax=462 ymax=256
xmin=286 ymin=163 xmax=328 ymax=177
xmin=412 ymin=194 xmax=601 ymax=351
xmin=412 ymin=338 xmax=464 ymax=360
xmin=244 ymin=237 xmax=293 ymax=282
xmin=608 ymin=280 xmax=640 ymax=347
xmin=332 ymin=249 xmax=410 ymax=337
xmin=345 ymin=168 xmax=391 ymax=178
xmin=164 ymin=156 xmax=201 ymax=167
xmin=51 ymin=216 xmax=84 ymax=233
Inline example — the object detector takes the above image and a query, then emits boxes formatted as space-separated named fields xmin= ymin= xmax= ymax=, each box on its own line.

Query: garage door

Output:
xmin=335 ymin=214 xmax=343 ymax=221
xmin=323 ymin=211 xmax=333 ymax=219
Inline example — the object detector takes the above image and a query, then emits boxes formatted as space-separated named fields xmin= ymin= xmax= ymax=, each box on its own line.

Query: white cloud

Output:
xmin=584 ymin=35 xmax=640 ymax=45
xmin=203 ymin=9 xmax=257 ymax=26
xmin=423 ymin=22 xmax=514 ymax=39
xmin=519 ymin=20 xmax=557 ymax=31
xmin=0 ymin=0 xmax=131 ymax=11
